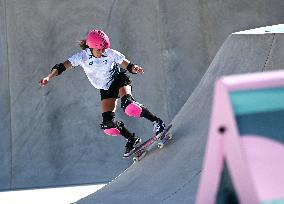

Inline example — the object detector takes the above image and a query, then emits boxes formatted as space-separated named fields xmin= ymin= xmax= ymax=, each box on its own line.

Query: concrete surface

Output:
xmin=76 ymin=28 xmax=284 ymax=203
xmin=0 ymin=0 xmax=284 ymax=190
xmin=0 ymin=0 xmax=11 ymax=189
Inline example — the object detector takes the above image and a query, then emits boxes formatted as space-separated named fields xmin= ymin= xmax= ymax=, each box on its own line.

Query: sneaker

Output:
xmin=123 ymin=136 xmax=141 ymax=158
xmin=153 ymin=119 xmax=166 ymax=137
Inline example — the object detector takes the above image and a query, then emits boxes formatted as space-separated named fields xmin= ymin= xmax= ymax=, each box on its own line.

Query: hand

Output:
xmin=39 ymin=76 xmax=50 ymax=87
xmin=132 ymin=65 xmax=144 ymax=74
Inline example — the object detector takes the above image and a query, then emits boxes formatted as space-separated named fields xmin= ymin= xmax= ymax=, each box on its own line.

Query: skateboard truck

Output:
xmin=129 ymin=124 xmax=173 ymax=162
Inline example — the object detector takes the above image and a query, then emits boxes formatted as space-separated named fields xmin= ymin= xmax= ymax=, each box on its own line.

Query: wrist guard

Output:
xmin=126 ymin=63 xmax=137 ymax=74
xmin=51 ymin=63 xmax=66 ymax=75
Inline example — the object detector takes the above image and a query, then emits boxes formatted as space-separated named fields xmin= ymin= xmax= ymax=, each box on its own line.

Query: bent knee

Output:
xmin=124 ymin=102 xmax=142 ymax=117
xmin=101 ymin=121 xmax=122 ymax=136
xmin=121 ymin=94 xmax=143 ymax=117
xmin=101 ymin=111 xmax=122 ymax=136
xmin=103 ymin=127 xmax=121 ymax=136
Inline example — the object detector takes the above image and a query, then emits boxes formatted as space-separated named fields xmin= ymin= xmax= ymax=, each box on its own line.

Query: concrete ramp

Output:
xmin=2 ymin=0 xmax=284 ymax=191
xmin=76 ymin=26 xmax=284 ymax=203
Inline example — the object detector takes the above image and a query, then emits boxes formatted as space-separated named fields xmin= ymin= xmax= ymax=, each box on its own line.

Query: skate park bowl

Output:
xmin=1 ymin=0 xmax=284 ymax=202
xmin=76 ymin=25 xmax=284 ymax=203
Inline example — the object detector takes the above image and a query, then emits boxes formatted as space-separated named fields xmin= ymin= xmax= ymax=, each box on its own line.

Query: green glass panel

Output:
xmin=262 ymin=198 xmax=284 ymax=204
xmin=230 ymin=87 xmax=284 ymax=115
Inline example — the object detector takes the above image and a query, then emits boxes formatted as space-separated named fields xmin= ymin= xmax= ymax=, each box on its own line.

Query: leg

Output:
xmin=119 ymin=85 xmax=142 ymax=117
xmin=99 ymin=75 xmax=141 ymax=157
xmin=101 ymin=98 xmax=119 ymax=136
xmin=101 ymin=98 xmax=117 ymax=113
xmin=119 ymin=85 xmax=166 ymax=136
xmin=101 ymin=98 xmax=133 ymax=138
xmin=100 ymin=110 xmax=141 ymax=157
xmin=119 ymin=85 xmax=158 ymax=122
xmin=119 ymin=85 xmax=132 ymax=98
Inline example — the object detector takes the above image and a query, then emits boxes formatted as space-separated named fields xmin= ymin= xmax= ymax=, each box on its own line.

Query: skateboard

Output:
xmin=127 ymin=124 xmax=173 ymax=162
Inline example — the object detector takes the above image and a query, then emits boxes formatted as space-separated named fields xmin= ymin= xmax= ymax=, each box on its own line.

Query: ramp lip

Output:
xmin=233 ymin=24 xmax=284 ymax=34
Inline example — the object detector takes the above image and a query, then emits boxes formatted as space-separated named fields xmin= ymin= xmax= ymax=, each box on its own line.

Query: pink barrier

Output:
xmin=242 ymin=136 xmax=284 ymax=201
xmin=196 ymin=70 xmax=284 ymax=204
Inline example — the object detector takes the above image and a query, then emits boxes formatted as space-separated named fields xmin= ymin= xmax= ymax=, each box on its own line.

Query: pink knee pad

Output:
xmin=104 ymin=128 xmax=120 ymax=136
xmin=124 ymin=102 xmax=143 ymax=117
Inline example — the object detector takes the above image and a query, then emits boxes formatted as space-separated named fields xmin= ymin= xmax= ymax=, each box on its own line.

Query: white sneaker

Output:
xmin=153 ymin=119 xmax=166 ymax=137
xmin=123 ymin=136 xmax=141 ymax=158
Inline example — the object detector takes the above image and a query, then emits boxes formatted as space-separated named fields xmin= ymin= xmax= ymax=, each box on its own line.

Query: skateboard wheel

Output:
xmin=133 ymin=151 xmax=147 ymax=162
xmin=133 ymin=157 xmax=139 ymax=163
xmin=158 ymin=142 xmax=164 ymax=149
xmin=168 ymin=133 xmax=173 ymax=140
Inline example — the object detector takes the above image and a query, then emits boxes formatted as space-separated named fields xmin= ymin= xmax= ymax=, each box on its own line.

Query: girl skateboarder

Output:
xmin=39 ymin=29 xmax=166 ymax=157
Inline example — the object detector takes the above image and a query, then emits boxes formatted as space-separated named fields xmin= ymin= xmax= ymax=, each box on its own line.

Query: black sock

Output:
xmin=120 ymin=125 xmax=135 ymax=141
xmin=141 ymin=107 xmax=159 ymax=122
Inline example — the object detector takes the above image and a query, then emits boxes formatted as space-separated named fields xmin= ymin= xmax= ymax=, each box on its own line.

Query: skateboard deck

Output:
xmin=127 ymin=124 xmax=173 ymax=162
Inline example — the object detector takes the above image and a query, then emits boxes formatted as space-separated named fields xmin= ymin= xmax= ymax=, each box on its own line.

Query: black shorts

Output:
xmin=100 ymin=72 xmax=132 ymax=100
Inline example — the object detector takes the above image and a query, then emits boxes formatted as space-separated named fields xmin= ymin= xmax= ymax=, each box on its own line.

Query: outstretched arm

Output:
xmin=120 ymin=59 xmax=144 ymax=74
xmin=39 ymin=60 xmax=72 ymax=87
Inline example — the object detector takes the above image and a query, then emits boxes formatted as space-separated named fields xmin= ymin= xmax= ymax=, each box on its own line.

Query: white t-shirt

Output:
xmin=68 ymin=48 xmax=126 ymax=90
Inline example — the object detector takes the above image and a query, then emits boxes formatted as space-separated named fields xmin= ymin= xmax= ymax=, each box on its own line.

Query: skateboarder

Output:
xmin=39 ymin=29 xmax=166 ymax=157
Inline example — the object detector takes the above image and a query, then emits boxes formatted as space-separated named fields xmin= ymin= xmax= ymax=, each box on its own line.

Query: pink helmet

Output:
xmin=86 ymin=29 xmax=110 ymax=49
